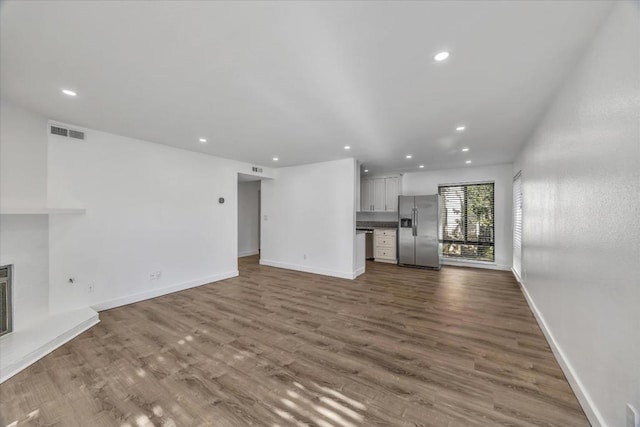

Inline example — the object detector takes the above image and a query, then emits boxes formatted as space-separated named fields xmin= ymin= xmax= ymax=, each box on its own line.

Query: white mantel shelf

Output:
xmin=0 ymin=207 xmax=86 ymax=215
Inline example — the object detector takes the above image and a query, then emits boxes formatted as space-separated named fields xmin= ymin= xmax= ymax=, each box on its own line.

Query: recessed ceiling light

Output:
xmin=199 ymin=138 xmax=207 ymax=143
xmin=462 ymin=148 xmax=469 ymax=152
xmin=406 ymin=154 xmax=412 ymax=159
xmin=344 ymin=145 xmax=351 ymax=150
xmin=272 ymin=157 xmax=279 ymax=162
xmin=434 ymin=51 xmax=450 ymax=62
xmin=456 ymin=126 xmax=466 ymax=131
xmin=465 ymin=160 xmax=472 ymax=164
xmin=419 ymin=165 xmax=425 ymax=168
xmin=61 ymin=89 xmax=77 ymax=97
xmin=364 ymin=169 xmax=369 ymax=173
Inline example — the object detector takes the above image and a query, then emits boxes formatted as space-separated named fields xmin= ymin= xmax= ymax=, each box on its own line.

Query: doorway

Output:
xmin=237 ymin=173 xmax=262 ymax=259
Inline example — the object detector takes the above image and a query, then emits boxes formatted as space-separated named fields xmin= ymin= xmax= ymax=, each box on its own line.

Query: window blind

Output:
xmin=438 ymin=182 xmax=495 ymax=262
xmin=513 ymin=172 xmax=523 ymax=278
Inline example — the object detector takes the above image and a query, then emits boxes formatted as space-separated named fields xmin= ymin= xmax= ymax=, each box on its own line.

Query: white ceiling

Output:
xmin=0 ymin=1 xmax=612 ymax=174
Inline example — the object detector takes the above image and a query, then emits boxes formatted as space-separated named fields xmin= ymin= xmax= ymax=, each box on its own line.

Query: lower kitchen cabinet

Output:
xmin=374 ymin=228 xmax=397 ymax=263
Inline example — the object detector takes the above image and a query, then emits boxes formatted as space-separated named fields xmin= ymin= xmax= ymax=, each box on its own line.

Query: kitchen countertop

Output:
xmin=356 ymin=221 xmax=398 ymax=229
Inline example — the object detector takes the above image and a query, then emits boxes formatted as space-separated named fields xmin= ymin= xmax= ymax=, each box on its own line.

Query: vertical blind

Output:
xmin=513 ymin=172 xmax=523 ymax=278
xmin=439 ymin=183 xmax=495 ymax=261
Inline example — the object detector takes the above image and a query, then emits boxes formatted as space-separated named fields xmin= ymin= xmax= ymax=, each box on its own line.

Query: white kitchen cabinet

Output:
xmin=360 ymin=175 xmax=401 ymax=211
xmin=385 ymin=176 xmax=399 ymax=211
xmin=361 ymin=179 xmax=374 ymax=211
xmin=374 ymin=228 xmax=397 ymax=263
xmin=373 ymin=178 xmax=386 ymax=211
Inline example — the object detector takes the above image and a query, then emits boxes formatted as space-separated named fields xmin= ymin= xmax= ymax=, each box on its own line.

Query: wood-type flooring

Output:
xmin=0 ymin=256 xmax=589 ymax=426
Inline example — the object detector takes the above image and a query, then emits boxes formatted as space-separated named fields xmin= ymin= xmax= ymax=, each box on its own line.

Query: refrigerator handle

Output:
xmin=412 ymin=208 xmax=417 ymax=236
xmin=413 ymin=208 xmax=418 ymax=236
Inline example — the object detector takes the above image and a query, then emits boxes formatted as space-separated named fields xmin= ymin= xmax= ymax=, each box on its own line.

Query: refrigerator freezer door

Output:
xmin=398 ymin=196 xmax=415 ymax=265
xmin=415 ymin=195 xmax=440 ymax=268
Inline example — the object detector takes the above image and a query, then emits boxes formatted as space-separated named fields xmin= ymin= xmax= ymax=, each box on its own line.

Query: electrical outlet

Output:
xmin=88 ymin=284 xmax=95 ymax=293
xmin=156 ymin=271 xmax=162 ymax=280
xmin=628 ymin=403 xmax=639 ymax=427
xmin=149 ymin=271 xmax=162 ymax=281
xmin=303 ymin=254 xmax=307 ymax=260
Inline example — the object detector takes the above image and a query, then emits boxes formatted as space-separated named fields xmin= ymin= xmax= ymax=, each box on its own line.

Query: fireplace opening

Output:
xmin=0 ymin=265 xmax=12 ymax=337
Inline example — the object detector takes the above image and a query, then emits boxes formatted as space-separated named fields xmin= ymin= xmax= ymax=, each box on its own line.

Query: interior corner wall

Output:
xmin=47 ymin=127 xmax=253 ymax=313
xmin=0 ymin=215 xmax=49 ymax=331
xmin=402 ymin=163 xmax=513 ymax=270
xmin=0 ymin=99 xmax=48 ymax=207
xmin=237 ymin=180 xmax=261 ymax=257
xmin=513 ymin=3 xmax=640 ymax=426
xmin=0 ymin=99 xmax=50 ymax=330
xmin=260 ymin=158 xmax=356 ymax=279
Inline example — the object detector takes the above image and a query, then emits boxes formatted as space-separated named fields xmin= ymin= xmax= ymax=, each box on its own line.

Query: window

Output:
xmin=439 ymin=182 xmax=495 ymax=261
xmin=0 ymin=265 xmax=12 ymax=337
xmin=513 ymin=172 xmax=523 ymax=278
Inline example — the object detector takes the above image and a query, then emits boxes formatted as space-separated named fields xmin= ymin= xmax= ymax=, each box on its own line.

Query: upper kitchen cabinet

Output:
xmin=385 ymin=176 xmax=399 ymax=211
xmin=360 ymin=175 xmax=402 ymax=211
xmin=361 ymin=179 xmax=374 ymax=212
xmin=373 ymin=178 xmax=386 ymax=211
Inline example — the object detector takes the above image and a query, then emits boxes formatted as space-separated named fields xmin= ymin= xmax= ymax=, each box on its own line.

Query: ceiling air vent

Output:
xmin=50 ymin=125 xmax=68 ymax=137
xmin=50 ymin=125 xmax=85 ymax=140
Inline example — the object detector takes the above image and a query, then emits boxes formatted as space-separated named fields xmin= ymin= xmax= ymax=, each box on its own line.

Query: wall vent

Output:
xmin=68 ymin=130 xmax=85 ymax=140
xmin=50 ymin=125 xmax=85 ymax=140
xmin=50 ymin=125 xmax=68 ymax=137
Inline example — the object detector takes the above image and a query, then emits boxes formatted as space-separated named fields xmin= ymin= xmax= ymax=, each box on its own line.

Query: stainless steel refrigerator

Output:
xmin=398 ymin=195 xmax=440 ymax=269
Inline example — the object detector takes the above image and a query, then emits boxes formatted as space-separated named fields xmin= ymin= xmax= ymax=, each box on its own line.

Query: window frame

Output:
xmin=438 ymin=182 xmax=496 ymax=262
xmin=513 ymin=172 xmax=523 ymax=277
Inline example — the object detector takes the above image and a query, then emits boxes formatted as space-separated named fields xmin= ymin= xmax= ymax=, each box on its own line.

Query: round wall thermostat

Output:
xmin=218 ymin=197 xmax=225 ymax=204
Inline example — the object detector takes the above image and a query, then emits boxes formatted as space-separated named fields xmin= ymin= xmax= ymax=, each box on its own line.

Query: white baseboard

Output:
xmin=0 ymin=308 xmax=99 ymax=383
xmin=511 ymin=267 xmax=522 ymax=283
xmin=442 ymin=259 xmax=511 ymax=271
xmin=259 ymin=259 xmax=355 ymax=280
xmin=354 ymin=266 xmax=366 ymax=278
xmin=513 ymin=270 xmax=605 ymax=427
xmin=238 ymin=250 xmax=259 ymax=257
xmin=91 ymin=270 xmax=239 ymax=312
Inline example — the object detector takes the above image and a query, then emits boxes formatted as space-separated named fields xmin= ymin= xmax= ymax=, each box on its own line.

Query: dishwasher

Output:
xmin=356 ymin=228 xmax=375 ymax=259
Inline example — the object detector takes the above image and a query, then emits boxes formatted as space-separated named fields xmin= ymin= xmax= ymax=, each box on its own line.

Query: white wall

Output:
xmin=0 ymin=216 xmax=49 ymax=331
xmin=0 ymin=100 xmax=48 ymax=208
xmin=0 ymin=100 xmax=51 ymax=331
xmin=261 ymin=158 xmax=357 ymax=279
xmin=513 ymin=3 xmax=639 ymax=426
xmin=237 ymin=180 xmax=261 ymax=257
xmin=402 ymin=164 xmax=513 ymax=270
xmin=47 ymin=125 xmax=273 ymax=313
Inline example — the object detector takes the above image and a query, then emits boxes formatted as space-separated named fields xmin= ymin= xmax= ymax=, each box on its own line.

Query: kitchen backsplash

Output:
xmin=356 ymin=211 xmax=398 ymax=222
